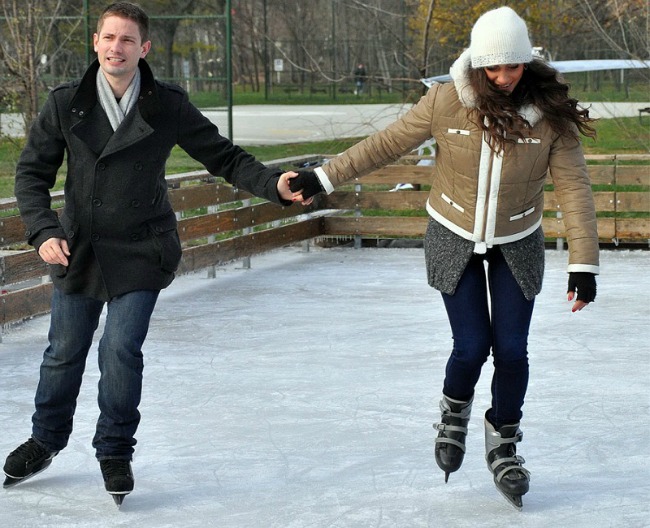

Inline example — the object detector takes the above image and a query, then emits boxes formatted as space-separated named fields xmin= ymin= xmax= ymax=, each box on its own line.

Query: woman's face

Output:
xmin=483 ymin=64 xmax=525 ymax=93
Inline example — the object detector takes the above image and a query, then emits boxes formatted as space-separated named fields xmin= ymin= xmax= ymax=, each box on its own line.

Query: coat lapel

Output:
xmin=101 ymin=109 xmax=154 ymax=157
xmin=70 ymin=106 xmax=113 ymax=155
xmin=68 ymin=59 xmax=159 ymax=158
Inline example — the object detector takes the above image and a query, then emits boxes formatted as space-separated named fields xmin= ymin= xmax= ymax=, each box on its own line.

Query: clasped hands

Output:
xmin=277 ymin=170 xmax=323 ymax=205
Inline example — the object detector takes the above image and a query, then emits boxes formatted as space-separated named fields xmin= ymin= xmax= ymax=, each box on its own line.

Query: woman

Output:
xmin=288 ymin=6 xmax=599 ymax=509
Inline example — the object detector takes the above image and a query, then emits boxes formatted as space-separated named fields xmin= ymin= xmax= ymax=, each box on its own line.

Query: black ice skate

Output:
xmin=434 ymin=395 xmax=472 ymax=482
xmin=484 ymin=417 xmax=530 ymax=510
xmin=3 ymin=437 xmax=59 ymax=488
xmin=100 ymin=459 xmax=134 ymax=507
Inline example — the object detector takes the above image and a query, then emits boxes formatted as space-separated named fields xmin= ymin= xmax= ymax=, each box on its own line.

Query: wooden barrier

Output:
xmin=319 ymin=153 xmax=650 ymax=246
xmin=1 ymin=153 xmax=648 ymax=326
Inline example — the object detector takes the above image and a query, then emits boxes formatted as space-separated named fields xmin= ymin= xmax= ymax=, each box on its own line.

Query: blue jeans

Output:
xmin=32 ymin=288 xmax=159 ymax=459
xmin=440 ymin=248 xmax=535 ymax=428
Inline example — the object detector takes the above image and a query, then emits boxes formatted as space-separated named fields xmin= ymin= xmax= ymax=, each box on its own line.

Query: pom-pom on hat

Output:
xmin=469 ymin=7 xmax=532 ymax=68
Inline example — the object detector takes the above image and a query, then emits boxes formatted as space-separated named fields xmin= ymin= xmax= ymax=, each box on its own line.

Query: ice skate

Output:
xmin=434 ymin=395 xmax=472 ymax=482
xmin=3 ymin=438 xmax=58 ymax=489
xmin=484 ymin=416 xmax=530 ymax=510
xmin=100 ymin=459 xmax=134 ymax=508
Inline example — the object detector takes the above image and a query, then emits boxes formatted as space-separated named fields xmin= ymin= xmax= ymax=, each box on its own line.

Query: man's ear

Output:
xmin=141 ymin=40 xmax=151 ymax=58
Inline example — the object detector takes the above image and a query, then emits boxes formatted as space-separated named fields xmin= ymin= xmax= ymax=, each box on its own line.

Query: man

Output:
xmin=4 ymin=2 xmax=296 ymax=506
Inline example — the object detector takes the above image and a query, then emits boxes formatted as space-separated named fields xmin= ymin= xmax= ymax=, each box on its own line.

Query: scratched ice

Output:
xmin=0 ymin=246 xmax=648 ymax=527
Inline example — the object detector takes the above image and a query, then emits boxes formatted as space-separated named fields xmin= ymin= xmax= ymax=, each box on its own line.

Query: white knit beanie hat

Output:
xmin=469 ymin=7 xmax=533 ymax=68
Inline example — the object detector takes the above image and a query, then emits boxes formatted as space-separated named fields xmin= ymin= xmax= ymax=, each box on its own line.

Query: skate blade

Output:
xmin=3 ymin=459 xmax=54 ymax=489
xmin=3 ymin=475 xmax=24 ymax=489
xmin=110 ymin=492 xmax=129 ymax=508
xmin=497 ymin=488 xmax=523 ymax=510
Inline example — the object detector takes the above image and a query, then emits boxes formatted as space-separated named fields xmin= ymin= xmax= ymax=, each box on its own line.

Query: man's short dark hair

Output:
xmin=97 ymin=2 xmax=149 ymax=43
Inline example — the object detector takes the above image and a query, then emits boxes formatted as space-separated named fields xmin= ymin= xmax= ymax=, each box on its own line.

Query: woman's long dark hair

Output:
xmin=468 ymin=59 xmax=597 ymax=153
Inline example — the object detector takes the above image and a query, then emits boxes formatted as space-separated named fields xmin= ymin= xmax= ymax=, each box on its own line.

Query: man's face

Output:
xmin=93 ymin=15 xmax=150 ymax=83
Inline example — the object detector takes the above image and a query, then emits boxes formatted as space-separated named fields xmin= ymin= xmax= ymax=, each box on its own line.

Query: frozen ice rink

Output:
xmin=1 ymin=246 xmax=648 ymax=527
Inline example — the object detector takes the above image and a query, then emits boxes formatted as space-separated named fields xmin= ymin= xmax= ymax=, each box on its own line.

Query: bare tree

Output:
xmin=0 ymin=0 xmax=81 ymax=132
xmin=575 ymin=0 xmax=649 ymax=61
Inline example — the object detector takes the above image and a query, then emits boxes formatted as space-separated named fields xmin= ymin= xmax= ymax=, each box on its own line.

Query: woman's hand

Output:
xmin=567 ymin=272 xmax=596 ymax=313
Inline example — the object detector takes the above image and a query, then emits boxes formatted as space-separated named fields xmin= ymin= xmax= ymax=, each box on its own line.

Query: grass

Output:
xmin=192 ymin=86 xmax=410 ymax=107
xmin=581 ymin=116 xmax=650 ymax=154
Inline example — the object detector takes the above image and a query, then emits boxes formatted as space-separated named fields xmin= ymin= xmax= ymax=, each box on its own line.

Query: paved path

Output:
xmin=2 ymin=102 xmax=647 ymax=145
xmin=206 ymin=102 xmax=650 ymax=146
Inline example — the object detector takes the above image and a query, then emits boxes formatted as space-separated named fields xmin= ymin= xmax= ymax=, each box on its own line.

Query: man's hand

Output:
xmin=38 ymin=237 xmax=70 ymax=266
xmin=277 ymin=171 xmax=297 ymax=202
xmin=567 ymin=272 xmax=596 ymax=313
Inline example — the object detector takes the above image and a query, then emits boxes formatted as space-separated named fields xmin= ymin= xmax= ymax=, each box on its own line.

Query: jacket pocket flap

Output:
xmin=147 ymin=212 xmax=177 ymax=235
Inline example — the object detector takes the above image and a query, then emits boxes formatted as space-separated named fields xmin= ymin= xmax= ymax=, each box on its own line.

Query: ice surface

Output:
xmin=1 ymin=246 xmax=648 ymax=527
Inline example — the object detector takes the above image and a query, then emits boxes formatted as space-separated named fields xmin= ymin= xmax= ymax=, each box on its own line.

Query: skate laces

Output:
xmin=10 ymin=438 xmax=50 ymax=462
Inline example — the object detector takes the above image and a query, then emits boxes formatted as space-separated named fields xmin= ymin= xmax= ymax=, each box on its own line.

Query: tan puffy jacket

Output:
xmin=316 ymin=53 xmax=599 ymax=274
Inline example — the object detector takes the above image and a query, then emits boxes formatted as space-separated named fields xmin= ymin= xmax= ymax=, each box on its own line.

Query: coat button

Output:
xmin=130 ymin=233 xmax=139 ymax=240
xmin=91 ymin=233 xmax=100 ymax=241
xmin=97 ymin=162 xmax=106 ymax=171
xmin=134 ymin=162 xmax=143 ymax=171
xmin=93 ymin=198 xmax=102 ymax=207
xmin=131 ymin=200 xmax=140 ymax=208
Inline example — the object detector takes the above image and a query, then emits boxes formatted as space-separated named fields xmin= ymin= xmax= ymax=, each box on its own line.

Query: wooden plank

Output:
xmin=612 ymin=154 xmax=650 ymax=163
xmin=355 ymin=165 xmax=433 ymax=186
xmin=0 ymin=250 xmax=47 ymax=285
xmin=542 ymin=217 xmax=615 ymax=239
xmin=615 ymin=218 xmax=650 ymax=240
xmin=616 ymin=165 xmax=650 ymax=186
xmin=322 ymin=216 xmax=427 ymax=237
xmin=238 ymin=202 xmax=317 ymax=227
xmin=177 ymin=203 xmax=314 ymax=242
xmin=178 ymin=210 xmax=239 ymax=241
xmin=322 ymin=215 xmax=616 ymax=241
xmin=0 ymin=215 xmax=29 ymax=246
xmin=543 ymin=191 xmax=616 ymax=212
xmin=548 ymin=165 xmax=617 ymax=185
xmin=586 ymin=165 xmax=616 ymax=185
xmin=615 ymin=192 xmax=650 ymax=213
xmin=178 ymin=218 xmax=322 ymax=273
xmin=585 ymin=154 xmax=617 ymax=163
xmin=322 ymin=191 xmax=429 ymax=210
xmin=165 ymin=169 xmax=213 ymax=187
xmin=0 ymin=283 xmax=53 ymax=325
xmin=169 ymin=182 xmax=251 ymax=210
xmin=0 ymin=198 xmax=20 ymax=213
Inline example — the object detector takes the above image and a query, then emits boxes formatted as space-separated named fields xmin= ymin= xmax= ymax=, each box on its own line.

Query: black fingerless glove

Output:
xmin=567 ymin=272 xmax=597 ymax=303
xmin=289 ymin=169 xmax=325 ymax=200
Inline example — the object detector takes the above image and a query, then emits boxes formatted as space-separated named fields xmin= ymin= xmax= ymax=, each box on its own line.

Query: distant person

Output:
xmin=354 ymin=63 xmax=367 ymax=95
xmin=288 ymin=6 xmax=599 ymax=509
xmin=3 ymin=1 xmax=297 ymax=506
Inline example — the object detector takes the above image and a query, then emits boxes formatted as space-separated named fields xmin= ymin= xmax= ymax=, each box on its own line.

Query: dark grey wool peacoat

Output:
xmin=15 ymin=59 xmax=289 ymax=301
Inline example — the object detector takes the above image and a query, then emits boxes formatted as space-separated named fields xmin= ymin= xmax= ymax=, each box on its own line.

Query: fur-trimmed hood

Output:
xmin=449 ymin=49 xmax=543 ymax=127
